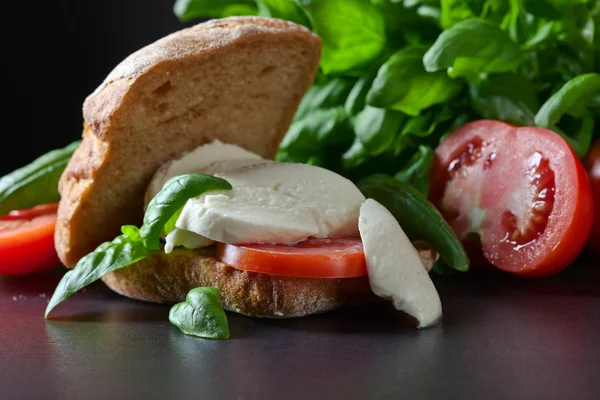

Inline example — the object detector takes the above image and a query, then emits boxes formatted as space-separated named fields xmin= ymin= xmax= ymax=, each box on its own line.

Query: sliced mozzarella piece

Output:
xmin=176 ymin=163 xmax=365 ymax=245
xmin=145 ymin=139 xmax=263 ymax=204
xmin=162 ymin=159 xmax=269 ymax=253
xmin=165 ymin=228 xmax=214 ymax=253
xmin=358 ymin=199 xmax=442 ymax=328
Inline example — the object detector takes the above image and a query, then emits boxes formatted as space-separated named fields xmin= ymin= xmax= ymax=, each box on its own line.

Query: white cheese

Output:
xmin=164 ymin=228 xmax=214 ymax=253
xmin=150 ymin=141 xmax=267 ymax=253
xmin=146 ymin=139 xmax=263 ymax=202
xmin=358 ymin=199 xmax=442 ymax=328
xmin=176 ymin=163 xmax=366 ymax=245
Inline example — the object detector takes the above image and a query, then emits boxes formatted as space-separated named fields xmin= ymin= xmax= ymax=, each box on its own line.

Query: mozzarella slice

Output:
xmin=164 ymin=228 xmax=214 ymax=253
xmin=161 ymin=158 xmax=270 ymax=253
xmin=145 ymin=139 xmax=263 ymax=204
xmin=176 ymin=163 xmax=366 ymax=245
xmin=358 ymin=199 xmax=442 ymax=328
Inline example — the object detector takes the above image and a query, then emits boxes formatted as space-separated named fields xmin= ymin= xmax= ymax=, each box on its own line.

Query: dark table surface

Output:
xmin=1 ymin=255 xmax=599 ymax=400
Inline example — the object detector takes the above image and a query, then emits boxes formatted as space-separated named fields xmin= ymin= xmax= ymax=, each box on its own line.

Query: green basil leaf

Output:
xmin=257 ymin=0 xmax=310 ymax=27
xmin=535 ymin=73 xmax=600 ymax=127
xmin=394 ymin=145 xmax=434 ymax=195
xmin=469 ymin=72 xmax=540 ymax=126
xmin=281 ymin=107 xmax=353 ymax=157
xmin=45 ymin=226 xmax=152 ymax=318
xmin=424 ymin=18 xmax=524 ymax=80
xmin=294 ymin=77 xmax=355 ymax=121
xmin=354 ymin=106 xmax=406 ymax=156
xmin=400 ymin=106 xmax=454 ymax=138
xmin=345 ymin=76 xmax=374 ymax=116
xmin=342 ymin=137 xmax=370 ymax=170
xmin=0 ymin=141 xmax=80 ymax=215
xmin=173 ymin=0 xmax=257 ymax=21
xmin=367 ymin=47 xmax=462 ymax=116
xmin=141 ymin=173 xmax=233 ymax=250
xmin=357 ymin=174 xmax=469 ymax=272
xmin=441 ymin=0 xmax=520 ymax=30
xmin=169 ymin=287 xmax=230 ymax=340
xmin=296 ymin=0 xmax=386 ymax=75
xmin=522 ymin=0 xmax=587 ymax=20
xmin=553 ymin=116 xmax=595 ymax=158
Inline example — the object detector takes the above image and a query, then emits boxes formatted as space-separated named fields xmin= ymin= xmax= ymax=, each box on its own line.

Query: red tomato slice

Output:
xmin=429 ymin=120 xmax=594 ymax=278
xmin=584 ymin=140 xmax=600 ymax=256
xmin=0 ymin=203 xmax=61 ymax=276
xmin=216 ymin=237 xmax=367 ymax=278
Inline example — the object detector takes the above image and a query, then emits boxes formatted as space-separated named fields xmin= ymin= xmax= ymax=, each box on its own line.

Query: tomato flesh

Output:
xmin=584 ymin=140 xmax=600 ymax=256
xmin=0 ymin=203 xmax=61 ymax=276
xmin=430 ymin=120 xmax=594 ymax=277
xmin=216 ymin=237 xmax=367 ymax=278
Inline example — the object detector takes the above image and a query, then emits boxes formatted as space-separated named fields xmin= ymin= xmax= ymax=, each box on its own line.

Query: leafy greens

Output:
xmin=174 ymin=0 xmax=599 ymax=193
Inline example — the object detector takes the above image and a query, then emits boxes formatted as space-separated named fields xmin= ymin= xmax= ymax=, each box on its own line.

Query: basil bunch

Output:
xmin=175 ymin=0 xmax=600 ymax=191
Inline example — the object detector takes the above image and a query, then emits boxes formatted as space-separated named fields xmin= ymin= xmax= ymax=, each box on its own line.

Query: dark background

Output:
xmin=3 ymin=0 xmax=196 ymax=176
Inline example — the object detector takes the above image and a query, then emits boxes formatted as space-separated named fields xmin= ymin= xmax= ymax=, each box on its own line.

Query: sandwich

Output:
xmin=48 ymin=17 xmax=442 ymax=328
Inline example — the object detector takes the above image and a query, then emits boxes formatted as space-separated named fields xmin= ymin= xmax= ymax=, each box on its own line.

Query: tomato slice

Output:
xmin=584 ymin=140 xmax=600 ymax=256
xmin=216 ymin=237 xmax=367 ymax=278
xmin=429 ymin=120 xmax=594 ymax=278
xmin=0 ymin=203 xmax=61 ymax=276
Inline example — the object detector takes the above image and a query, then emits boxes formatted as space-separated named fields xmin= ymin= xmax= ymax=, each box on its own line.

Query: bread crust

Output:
xmin=56 ymin=17 xmax=321 ymax=268
xmin=102 ymin=243 xmax=438 ymax=318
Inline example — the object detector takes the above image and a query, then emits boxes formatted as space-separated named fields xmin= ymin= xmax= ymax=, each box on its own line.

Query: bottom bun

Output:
xmin=101 ymin=243 xmax=438 ymax=318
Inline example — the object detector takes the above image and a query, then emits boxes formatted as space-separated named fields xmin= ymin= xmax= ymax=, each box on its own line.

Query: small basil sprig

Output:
xmin=169 ymin=287 xmax=230 ymax=340
xmin=0 ymin=141 xmax=80 ymax=215
xmin=45 ymin=173 xmax=232 ymax=318
xmin=141 ymin=174 xmax=232 ymax=250
xmin=45 ymin=226 xmax=152 ymax=318
xmin=357 ymin=174 xmax=469 ymax=272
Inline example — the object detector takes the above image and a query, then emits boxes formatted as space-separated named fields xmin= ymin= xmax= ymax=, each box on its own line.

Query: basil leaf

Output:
xmin=535 ymin=73 xmax=600 ymax=127
xmin=45 ymin=226 xmax=152 ymax=318
xmin=296 ymin=0 xmax=386 ymax=75
xmin=141 ymin=173 xmax=233 ymax=250
xmin=357 ymin=174 xmax=469 ymax=272
xmin=169 ymin=287 xmax=230 ymax=340
xmin=354 ymin=106 xmax=406 ymax=156
xmin=522 ymin=0 xmax=587 ymax=20
xmin=553 ymin=116 xmax=595 ymax=158
xmin=257 ymin=0 xmax=310 ymax=27
xmin=345 ymin=76 xmax=374 ymax=116
xmin=294 ymin=77 xmax=355 ymax=121
xmin=400 ymin=106 xmax=454 ymax=138
xmin=173 ymin=0 xmax=257 ymax=21
xmin=367 ymin=47 xmax=462 ymax=116
xmin=440 ymin=0 xmax=519 ymax=30
xmin=281 ymin=107 xmax=352 ymax=158
xmin=0 ymin=141 xmax=80 ymax=215
xmin=424 ymin=18 xmax=523 ymax=80
xmin=469 ymin=72 xmax=540 ymax=126
xmin=394 ymin=145 xmax=434 ymax=195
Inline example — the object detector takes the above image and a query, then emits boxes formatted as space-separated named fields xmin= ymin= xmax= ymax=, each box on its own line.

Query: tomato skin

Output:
xmin=584 ymin=140 xmax=600 ymax=256
xmin=216 ymin=237 xmax=368 ymax=278
xmin=430 ymin=120 xmax=594 ymax=278
xmin=0 ymin=203 xmax=61 ymax=276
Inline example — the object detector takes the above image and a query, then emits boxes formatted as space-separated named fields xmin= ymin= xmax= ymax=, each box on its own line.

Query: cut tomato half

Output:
xmin=429 ymin=120 xmax=594 ymax=278
xmin=0 ymin=203 xmax=61 ymax=276
xmin=216 ymin=237 xmax=367 ymax=278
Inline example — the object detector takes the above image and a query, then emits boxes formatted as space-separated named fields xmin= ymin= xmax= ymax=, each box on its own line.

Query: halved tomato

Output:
xmin=216 ymin=237 xmax=367 ymax=278
xmin=0 ymin=203 xmax=61 ymax=276
xmin=429 ymin=120 xmax=594 ymax=278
